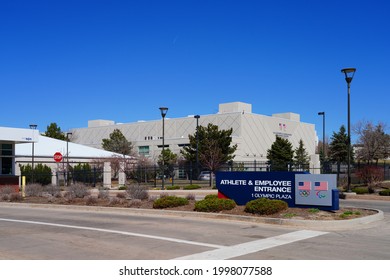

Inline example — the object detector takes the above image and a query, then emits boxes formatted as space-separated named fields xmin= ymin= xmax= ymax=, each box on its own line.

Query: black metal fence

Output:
xmin=19 ymin=160 xmax=390 ymax=187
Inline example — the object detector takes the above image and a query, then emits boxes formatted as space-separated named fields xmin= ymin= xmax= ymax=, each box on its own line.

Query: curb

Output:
xmin=0 ymin=202 xmax=384 ymax=231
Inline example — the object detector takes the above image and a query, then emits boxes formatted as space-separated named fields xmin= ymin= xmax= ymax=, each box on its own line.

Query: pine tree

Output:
xmin=181 ymin=123 xmax=237 ymax=172
xmin=102 ymin=129 xmax=133 ymax=156
xmin=44 ymin=123 xmax=66 ymax=140
xmin=267 ymin=136 xmax=294 ymax=171
xmin=294 ymin=139 xmax=309 ymax=170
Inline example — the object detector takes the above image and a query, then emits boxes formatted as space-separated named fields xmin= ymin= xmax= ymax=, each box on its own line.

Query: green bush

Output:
xmin=352 ymin=187 xmax=369 ymax=194
xmin=194 ymin=197 xmax=236 ymax=212
xmin=166 ymin=185 xmax=181 ymax=190
xmin=153 ymin=196 xmax=189 ymax=209
xmin=379 ymin=189 xmax=390 ymax=196
xmin=118 ymin=186 xmax=127 ymax=190
xmin=244 ymin=198 xmax=288 ymax=215
xmin=183 ymin=184 xmax=201 ymax=190
xmin=204 ymin=194 xmax=219 ymax=200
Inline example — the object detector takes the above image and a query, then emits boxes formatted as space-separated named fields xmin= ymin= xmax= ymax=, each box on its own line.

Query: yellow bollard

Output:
xmin=21 ymin=176 xmax=26 ymax=198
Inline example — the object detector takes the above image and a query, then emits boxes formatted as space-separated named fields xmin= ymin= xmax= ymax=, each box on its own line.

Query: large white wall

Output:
xmin=71 ymin=102 xmax=318 ymax=163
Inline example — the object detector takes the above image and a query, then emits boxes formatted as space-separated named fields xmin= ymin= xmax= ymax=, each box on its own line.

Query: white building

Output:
xmin=0 ymin=126 xmax=125 ymax=188
xmin=71 ymin=102 xmax=320 ymax=171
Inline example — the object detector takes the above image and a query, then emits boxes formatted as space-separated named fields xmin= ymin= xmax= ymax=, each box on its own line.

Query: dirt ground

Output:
xmin=12 ymin=194 xmax=380 ymax=221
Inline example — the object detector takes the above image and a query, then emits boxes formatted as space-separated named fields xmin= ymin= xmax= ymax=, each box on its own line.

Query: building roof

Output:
xmin=15 ymin=135 xmax=124 ymax=159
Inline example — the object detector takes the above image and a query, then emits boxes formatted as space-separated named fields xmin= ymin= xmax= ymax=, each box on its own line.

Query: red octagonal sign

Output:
xmin=54 ymin=152 xmax=63 ymax=162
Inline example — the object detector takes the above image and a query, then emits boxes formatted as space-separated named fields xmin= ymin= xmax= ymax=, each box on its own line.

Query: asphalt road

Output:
xmin=0 ymin=200 xmax=389 ymax=260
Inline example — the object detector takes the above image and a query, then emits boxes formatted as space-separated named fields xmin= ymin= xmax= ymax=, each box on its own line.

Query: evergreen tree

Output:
xmin=267 ymin=136 xmax=294 ymax=171
xmin=44 ymin=123 xmax=66 ymax=140
xmin=328 ymin=125 xmax=352 ymax=164
xmin=181 ymin=123 xmax=237 ymax=172
xmin=102 ymin=129 xmax=133 ymax=156
xmin=294 ymin=139 xmax=309 ymax=170
xmin=157 ymin=148 xmax=178 ymax=178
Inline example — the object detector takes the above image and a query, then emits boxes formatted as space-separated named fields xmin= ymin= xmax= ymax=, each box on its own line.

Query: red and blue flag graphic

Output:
xmin=314 ymin=181 xmax=328 ymax=191
xmin=298 ymin=181 xmax=311 ymax=190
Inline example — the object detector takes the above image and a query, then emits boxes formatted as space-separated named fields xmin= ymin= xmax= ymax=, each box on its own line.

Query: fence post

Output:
xmin=103 ymin=162 xmax=112 ymax=189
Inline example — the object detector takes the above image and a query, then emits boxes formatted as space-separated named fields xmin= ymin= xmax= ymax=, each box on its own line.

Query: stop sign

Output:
xmin=54 ymin=152 xmax=63 ymax=162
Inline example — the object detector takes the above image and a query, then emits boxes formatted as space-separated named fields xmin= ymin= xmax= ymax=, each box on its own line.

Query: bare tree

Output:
xmin=353 ymin=120 xmax=390 ymax=164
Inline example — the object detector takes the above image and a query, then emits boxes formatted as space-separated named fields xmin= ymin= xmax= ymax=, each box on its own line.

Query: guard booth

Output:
xmin=0 ymin=127 xmax=39 ymax=192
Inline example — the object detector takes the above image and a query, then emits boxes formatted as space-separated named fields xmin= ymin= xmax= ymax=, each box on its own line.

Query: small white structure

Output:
xmin=0 ymin=126 xmax=39 ymax=189
xmin=0 ymin=126 xmax=129 ymax=188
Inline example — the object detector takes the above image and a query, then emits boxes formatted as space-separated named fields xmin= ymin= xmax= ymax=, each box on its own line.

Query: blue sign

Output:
xmin=216 ymin=171 xmax=339 ymax=210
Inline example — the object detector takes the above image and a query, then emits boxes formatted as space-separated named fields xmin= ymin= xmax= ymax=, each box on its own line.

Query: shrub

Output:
xmin=183 ymin=184 xmax=201 ymax=190
xmin=166 ymin=186 xmax=180 ymax=190
xmin=186 ymin=193 xmax=196 ymax=200
xmin=194 ymin=197 xmax=236 ymax=212
xmin=356 ymin=166 xmax=384 ymax=191
xmin=116 ymin=192 xmax=126 ymax=199
xmin=108 ymin=197 xmax=123 ymax=206
xmin=379 ymin=189 xmax=390 ymax=196
xmin=0 ymin=186 xmax=16 ymax=195
xmin=66 ymin=183 xmax=91 ymax=198
xmin=352 ymin=187 xmax=369 ymax=194
xmin=25 ymin=183 xmax=44 ymax=197
xmin=85 ymin=196 xmax=98 ymax=205
xmin=153 ymin=196 xmax=189 ymax=209
xmin=98 ymin=188 xmax=109 ymax=199
xmin=126 ymin=184 xmax=149 ymax=200
xmin=44 ymin=185 xmax=62 ymax=197
xmin=244 ymin=198 xmax=288 ymax=215
xmin=128 ymin=199 xmax=142 ymax=208
xmin=118 ymin=186 xmax=128 ymax=190
xmin=9 ymin=193 xmax=22 ymax=202
xmin=204 ymin=194 xmax=219 ymax=200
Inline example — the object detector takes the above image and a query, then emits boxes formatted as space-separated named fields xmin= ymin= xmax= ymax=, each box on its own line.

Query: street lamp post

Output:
xmin=159 ymin=107 xmax=168 ymax=190
xmin=318 ymin=112 xmax=325 ymax=173
xmin=341 ymin=68 xmax=356 ymax=193
xmin=29 ymin=124 xmax=37 ymax=183
xmin=194 ymin=115 xmax=200 ymax=179
xmin=66 ymin=132 xmax=72 ymax=186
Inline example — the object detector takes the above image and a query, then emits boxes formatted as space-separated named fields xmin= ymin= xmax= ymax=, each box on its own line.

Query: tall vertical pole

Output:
xmin=29 ymin=124 xmax=37 ymax=183
xmin=341 ymin=68 xmax=355 ymax=193
xmin=159 ymin=107 xmax=168 ymax=190
xmin=194 ymin=115 xmax=200 ymax=180
xmin=347 ymin=82 xmax=351 ymax=192
xmin=162 ymin=115 xmax=165 ymax=190
xmin=66 ymin=132 xmax=72 ymax=186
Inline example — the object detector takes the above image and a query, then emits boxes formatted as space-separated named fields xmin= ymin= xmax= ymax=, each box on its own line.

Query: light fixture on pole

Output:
xmin=159 ymin=107 xmax=168 ymax=190
xmin=194 ymin=115 xmax=200 ymax=179
xmin=29 ymin=124 xmax=37 ymax=183
xmin=66 ymin=132 xmax=73 ymax=186
xmin=341 ymin=67 xmax=356 ymax=192
xmin=318 ymin=111 xmax=325 ymax=173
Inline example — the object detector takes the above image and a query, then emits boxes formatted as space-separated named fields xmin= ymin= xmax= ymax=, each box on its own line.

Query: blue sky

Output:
xmin=1 ymin=0 xmax=389 ymax=143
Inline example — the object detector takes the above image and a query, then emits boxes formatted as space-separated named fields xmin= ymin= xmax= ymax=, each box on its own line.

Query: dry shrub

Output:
xmin=44 ymin=185 xmax=62 ymax=197
xmin=116 ymin=192 xmax=126 ymax=199
xmin=98 ymin=188 xmax=109 ymax=199
xmin=126 ymin=184 xmax=149 ymax=200
xmin=9 ymin=193 xmax=22 ymax=202
xmin=66 ymin=183 xmax=91 ymax=198
xmin=109 ymin=197 xmax=123 ymax=206
xmin=128 ymin=199 xmax=142 ymax=208
xmin=85 ymin=196 xmax=98 ymax=205
xmin=0 ymin=186 xmax=16 ymax=195
xmin=25 ymin=183 xmax=44 ymax=197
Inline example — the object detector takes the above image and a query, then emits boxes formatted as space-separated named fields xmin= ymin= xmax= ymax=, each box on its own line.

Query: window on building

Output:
xmin=1 ymin=144 xmax=13 ymax=175
xmin=138 ymin=146 xmax=150 ymax=157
